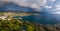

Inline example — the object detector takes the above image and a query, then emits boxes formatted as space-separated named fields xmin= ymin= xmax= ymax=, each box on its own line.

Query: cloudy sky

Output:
xmin=0 ymin=0 xmax=46 ymax=9
xmin=0 ymin=0 xmax=60 ymax=14
xmin=0 ymin=0 xmax=57 ymax=8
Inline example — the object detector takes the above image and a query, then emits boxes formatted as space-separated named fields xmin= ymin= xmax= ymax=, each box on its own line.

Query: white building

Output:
xmin=0 ymin=16 xmax=7 ymax=20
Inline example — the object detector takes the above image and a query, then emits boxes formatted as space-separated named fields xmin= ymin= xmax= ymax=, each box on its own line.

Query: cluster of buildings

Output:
xmin=0 ymin=16 xmax=7 ymax=20
xmin=0 ymin=16 xmax=11 ymax=20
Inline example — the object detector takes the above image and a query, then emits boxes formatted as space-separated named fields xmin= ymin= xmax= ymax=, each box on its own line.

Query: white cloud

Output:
xmin=52 ymin=0 xmax=56 ymax=2
xmin=51 ymin=4 xmax=60 ymax=12
xmin=50 ymin=4 xmax=60 ymax=14
xmin=44 ymin=5 xmax=52 ymax=9
xmin=30 ymin=3 xmax=40 ymax=8
xmin=52 ymin=11 xmax=60 ymax=14
xmin=48 ymin=0 xmax=56 ymax=2
xmin=55 ymin=8 xmax=60 ymax=10
xmin=55 ymin=5 xmax=60 ymax=8
xmin=37 ymin=0 xmax=47 ymax=6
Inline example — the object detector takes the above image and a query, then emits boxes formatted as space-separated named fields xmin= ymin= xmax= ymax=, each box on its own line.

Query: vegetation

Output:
xmin=0 ymin=19 xmax=60 ymax=31
xmin=0 ymin=19 xmax=22 ymax=31
xmin=0 ymin=19 xmax=35 ymax=31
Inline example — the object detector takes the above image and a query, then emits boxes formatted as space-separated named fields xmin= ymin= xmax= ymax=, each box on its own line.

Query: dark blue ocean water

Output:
xmin=13 ymin=13 xmax=60 ymax=25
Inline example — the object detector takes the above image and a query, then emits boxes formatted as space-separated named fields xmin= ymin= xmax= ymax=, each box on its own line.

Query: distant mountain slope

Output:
xmin=0 ymin=2 xmax=37 ymax=12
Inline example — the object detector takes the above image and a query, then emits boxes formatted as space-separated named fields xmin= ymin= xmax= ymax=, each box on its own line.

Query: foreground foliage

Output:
xmin=0 ymin=19 xmax=59 ymax=31
xmin=0 ymin=19 xmax=35 ymax=31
